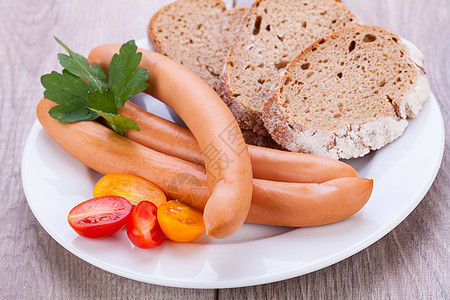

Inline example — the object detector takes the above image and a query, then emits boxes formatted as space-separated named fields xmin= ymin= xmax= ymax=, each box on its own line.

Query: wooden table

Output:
xmin=1 ymin=0 xmax=448 ymax=298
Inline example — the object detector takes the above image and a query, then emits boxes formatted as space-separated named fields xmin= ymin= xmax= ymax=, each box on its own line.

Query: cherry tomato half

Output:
xmin=93 ymin=173 xmax=167 ymax=207
xmin=127 ymin=201 xmax=165 ymax=249
xmin=157 ymin=200 xmax=205 ymax=243
xmin=68 ymin=196 xmax=132 ymax=238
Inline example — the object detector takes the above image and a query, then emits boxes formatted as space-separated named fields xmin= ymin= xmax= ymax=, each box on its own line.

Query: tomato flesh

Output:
xmin=93 ymin=173 xmax=167 ymax=207
xmin=127 ymin=201 xmax=165 ymax=249
xmin=157 ymin=200 xmax=205 ymax=243
xmin=68 ymin=196 xmax=132 ymax=238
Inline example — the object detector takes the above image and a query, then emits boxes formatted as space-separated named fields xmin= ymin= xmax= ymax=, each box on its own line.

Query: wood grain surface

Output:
xmin=0 ymin=0 xmax=448 ymax=299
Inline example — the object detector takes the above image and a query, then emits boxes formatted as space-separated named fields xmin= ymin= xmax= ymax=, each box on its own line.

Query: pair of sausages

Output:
xmin=37 ymin=45 xmax=373 ymax=239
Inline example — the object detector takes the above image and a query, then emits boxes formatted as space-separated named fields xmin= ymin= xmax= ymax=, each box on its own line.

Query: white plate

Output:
xmin=22 ymin=40 xmax=445 ymax=289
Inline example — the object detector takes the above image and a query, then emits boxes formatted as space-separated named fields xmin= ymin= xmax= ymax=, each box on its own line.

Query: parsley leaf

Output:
xmin=49 ymin=100 xmax=99 ymax=123
xmin=91 ymin=62 xmax=109 ymax=90
xmin=109 ymin=40 xmax=149 ymax=107
xmin=55 ymin=37 xmax=108 ymax=93
xmin=41 ymin=37 xmax=148 ymax=136
xmin=41 ymin=69 xmax=89 ymax=105
xmin=90 ymin=108 xmax=140 ymax=137
xmin=41 ymin=69 xmax=98 ymax=123
xmin=87 ymin=90 xmax=117 ymax=114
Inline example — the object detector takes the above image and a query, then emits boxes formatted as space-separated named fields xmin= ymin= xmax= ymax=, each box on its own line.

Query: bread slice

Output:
xmin=148 ymin=0 xmax=247 ymax=90
xmin=218 ymin=0 xmax=360 ymax=134
xmin=262 ymin=25 xmax=430 ymax=159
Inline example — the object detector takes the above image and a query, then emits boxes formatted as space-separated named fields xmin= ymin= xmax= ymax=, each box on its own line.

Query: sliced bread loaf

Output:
xmin=262 ymin=25 xmax=430 ymax=159
xmin=148 ymin=0 xmax=280 ymax=148
xmin=218 ymin=0 xmax=359 ymax=134
xmin=148 ymin=0 xmax=247 ymax=90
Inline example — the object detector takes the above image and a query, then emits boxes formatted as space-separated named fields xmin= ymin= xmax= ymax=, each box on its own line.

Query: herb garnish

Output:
xmin=40 ymin=37 xmax=149 ymax=136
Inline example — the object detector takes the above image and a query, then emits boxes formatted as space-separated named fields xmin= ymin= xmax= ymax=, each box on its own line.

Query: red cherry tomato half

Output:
xmin=127 ymin=201 xmax=165 ymax=249
xmin=68 ymin=196 xmax=132 ymax=238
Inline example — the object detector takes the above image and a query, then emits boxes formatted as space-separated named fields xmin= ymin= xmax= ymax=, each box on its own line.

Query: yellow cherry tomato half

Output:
xmin=93 ymin=173 xmax=166 ymax=207
xmin=157 ymin=200 xmax=205 ymax=243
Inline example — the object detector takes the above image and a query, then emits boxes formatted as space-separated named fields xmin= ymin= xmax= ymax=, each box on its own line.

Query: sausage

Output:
xmin=89 ymin=45 xmax=253 ymax=239
xmin=248 ymin=177 xmax=372 ymax=226
xmin=37 ymin=98 xmax=373 ymax=228
xmin=119 ymin=101 xmax=358 ymax=182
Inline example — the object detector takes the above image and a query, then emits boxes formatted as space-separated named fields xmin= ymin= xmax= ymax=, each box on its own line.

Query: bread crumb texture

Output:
xmin=148 ymin=0 xmax=247 ymax=90
xmin=263 ymin=25 xmax=430 ymax=159
xmin=219 ymin=0 xmax=359 ymax=132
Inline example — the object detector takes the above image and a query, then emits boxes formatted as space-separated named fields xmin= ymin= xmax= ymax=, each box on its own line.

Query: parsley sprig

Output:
xmin=40 ymin=37 xmax=149 ymax=136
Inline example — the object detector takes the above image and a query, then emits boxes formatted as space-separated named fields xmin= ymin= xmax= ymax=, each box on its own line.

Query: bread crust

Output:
xmin=241 ymin=128 xmax=284 ymax=149
xmin=397 ymin=38 xmax=431 ymax=119
xmin=262 ymin=25 xmax=430 ymax=159
xmin=264 ymin=97 xmax=409 ymax=159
